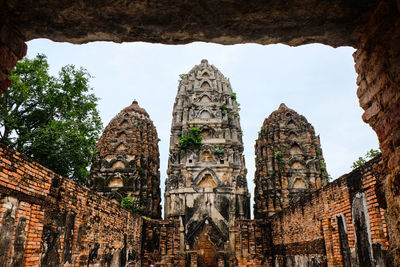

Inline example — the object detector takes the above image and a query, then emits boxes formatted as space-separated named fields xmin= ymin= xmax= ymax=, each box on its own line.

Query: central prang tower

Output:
xmin=164 ymin=60 xmax=250 ymax=255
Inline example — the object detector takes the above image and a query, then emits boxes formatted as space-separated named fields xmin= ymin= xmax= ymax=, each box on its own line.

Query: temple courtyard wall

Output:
xmin=0 ymin=144 xmax=143 ymax=267
xmin=235 ymin=157 xmax=389 ymax=267
xmin=0 ymin=143 xmax=389 ymax=266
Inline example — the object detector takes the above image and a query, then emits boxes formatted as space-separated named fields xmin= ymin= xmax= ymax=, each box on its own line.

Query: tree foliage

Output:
xmin=351 ymin=149 xmax=382 ymax=169
xmin=0 ymin=54 xmax=102 ymax=185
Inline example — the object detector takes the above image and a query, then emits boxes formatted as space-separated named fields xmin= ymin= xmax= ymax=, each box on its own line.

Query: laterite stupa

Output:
xmin=90 ymin=100 xmax=162 ymax=219
xmin=253 ymin=103 xmax=329 ymax=218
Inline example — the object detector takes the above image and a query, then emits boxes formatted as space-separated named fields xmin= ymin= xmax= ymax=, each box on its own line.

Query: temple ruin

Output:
xmin=1 ymin=0 xmax=400 ymax=262
xmin=254 ymin=104 xmax=328 ymax=218
xmin=0 ymin=58 xmax=392 ymax=266
xmin=90 ymin=100 xmax=161 ymax=218
xmin=164 ymin=59 xmax=250 ymax=263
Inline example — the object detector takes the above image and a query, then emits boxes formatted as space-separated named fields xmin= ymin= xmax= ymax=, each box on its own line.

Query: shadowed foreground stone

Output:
xmin=3 ymin=0 xmax=379 ymax=47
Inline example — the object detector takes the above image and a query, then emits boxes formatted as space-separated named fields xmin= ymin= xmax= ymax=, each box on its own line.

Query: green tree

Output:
xmin=351 ymin=148 xmax=382 ymax=169
xmin=0 ymin=54 xmax=102 ymax=185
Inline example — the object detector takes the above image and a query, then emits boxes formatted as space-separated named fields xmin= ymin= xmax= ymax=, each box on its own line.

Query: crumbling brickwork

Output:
xmin=141 ymin=219 xmax=185 ymax=266
xmin=235 ymin=157 xmax=389 ymax=267
xmin=0 ymin=144 xmax=143 ymax=266
xmin=0 ymin=24 xmax=26 ymax=95
xmin=90 ymin=100 xmax=161 ymax=218
xmin=0 ymin=0 xmax=398 ymax=265
xmin=254 ymin=104 xmax=328 ymax=218
xmin=354 ymin=0 xmax=400 ymax=264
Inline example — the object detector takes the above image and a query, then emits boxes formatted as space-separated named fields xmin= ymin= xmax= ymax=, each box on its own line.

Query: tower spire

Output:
xmin=165 ymin=60 xmax=250 ymax=254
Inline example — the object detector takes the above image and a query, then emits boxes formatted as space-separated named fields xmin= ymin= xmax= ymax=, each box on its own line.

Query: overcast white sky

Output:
xmin=26 ymin=39 xmax=379 ymax=216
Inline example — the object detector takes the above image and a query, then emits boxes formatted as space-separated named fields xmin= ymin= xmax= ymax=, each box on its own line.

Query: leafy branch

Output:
xmin=211 ymin=145 xmax=224 ymax=157
xmin=351 ymin=149 xmax=381 ymax=169
xmin=121 ymin=196 xmax=144 ymax=213
xmin=178 ymin=73 xmax=187 ymax=83
xmin=274 ymin=151 xmax=283 ymax=170
xmin=179 ymin=127 xmax=203 ymax=152
xmin=220 ymin=103 xmax=228 ymax=115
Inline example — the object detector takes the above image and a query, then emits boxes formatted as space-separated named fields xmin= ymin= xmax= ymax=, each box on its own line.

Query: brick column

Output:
xmin=0 ymin=24 xmax=27 ymax=96
xmin=354 ymin=0 xmax=400 ymax=264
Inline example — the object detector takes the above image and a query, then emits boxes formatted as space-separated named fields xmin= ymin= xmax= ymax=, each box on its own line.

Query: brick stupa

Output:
xmin=90 ymin=100 xmax=161 ymax=218
xmin=254 ymin=103 xmax=329 ymax=218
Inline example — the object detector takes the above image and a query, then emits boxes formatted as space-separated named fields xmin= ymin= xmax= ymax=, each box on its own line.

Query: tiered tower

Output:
xmin=254 ymin=103 xmax=328 ymax=218
xmin=164 ymin=60 xmax=250 ymax=254
xmin=90 ymin=101 xmax=161 ymax=218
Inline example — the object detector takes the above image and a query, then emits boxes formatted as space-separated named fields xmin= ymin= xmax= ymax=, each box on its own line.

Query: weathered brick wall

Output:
xmin=0 ymin=144 xmax=143 ymax=266
xmin=234 ymin=157 xmax=388 ymax=267
xmin=267 ymin=157 xmax=388 ymax=267
xmin=354 ymin=0 xmax=400 ymax=264
xmin=0 ymin=24 xmax=26 ymax=95
xmin=234 ymin=220 xmax=270 ymax=266
xmin=141 ymin=219 xmax=185 ymax=266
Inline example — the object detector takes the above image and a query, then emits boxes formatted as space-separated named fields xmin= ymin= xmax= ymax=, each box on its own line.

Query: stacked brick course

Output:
xmin=0 ymin=24 xmax=26 ymax=96
xmin=0 ymin=124 xmax=390 ymax=266
xmin=0 ymin=144 xmax=143 ymax=266
xmin=234 ymin=157 xmax=389 ymax=267
xmin=354 ymin=0 xmax=400 ymax=264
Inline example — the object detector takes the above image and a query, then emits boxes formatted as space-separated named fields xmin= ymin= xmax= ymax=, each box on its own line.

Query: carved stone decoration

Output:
xmin=165 ymin=59 xmax=250 ymax=253
xmin=254 ymin=103 xmax=329 ymax=218
xmin=90 ymin=101 xmax=161 ymax=218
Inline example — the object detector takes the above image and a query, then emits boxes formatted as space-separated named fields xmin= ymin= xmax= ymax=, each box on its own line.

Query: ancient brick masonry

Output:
xmin=235 ymin=157 xmax=389 ymax=267
xmin=90 ymin=100 xmax=161 ymax=218
xmin=0 ymin=144 xmax=143 ymax=266
xmin=164 ymin=59 xmax=250 ymax=265
xmin=0 ymin=24 xmax=26 ymax=96
xmin=0 ymin=135 xmax=389 ymax=266
xmin=354 ymin=0 xmax=400 ymax=264
xmin=254 ymin=104 xmax=328 ymax=218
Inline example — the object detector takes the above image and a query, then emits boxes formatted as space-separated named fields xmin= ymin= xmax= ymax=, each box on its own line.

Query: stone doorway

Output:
xmin=194 ymin=225 xmax=217 ymax=267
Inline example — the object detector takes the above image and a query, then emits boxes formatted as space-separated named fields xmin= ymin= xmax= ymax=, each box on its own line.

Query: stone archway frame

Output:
xmin=1 ymin=1 xmax=400 ymax=263
xmin=288 ymin=158 xmax=307 ymax=174
xmin=195 ymin=92 xmax=214 ymax=105
xmin=199 ymin=124 xmax=218 ymax=138
xmin=288 ymin=176 xmax=309 ymax=190
xmin=288 ymin=141 xmax=303 ymax=156
xmin=104 ymin=173 xmax=125 ymax=189
xmin=186 ymin=216 xmax=229 ymax=249
xmin=197 ymin=107 xmax=216 ymax=120
xmin=196 ymin=69 xmax=215 ymax=80
xmin=193 ymin=167 xmax=221 ymax=187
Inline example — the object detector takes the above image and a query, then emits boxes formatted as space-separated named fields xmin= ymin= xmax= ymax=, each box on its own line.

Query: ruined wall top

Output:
xmin=254 ymin=103 xmax=328 ymax=218
xmin=90 ymin=101 xmax=161 ymax=218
